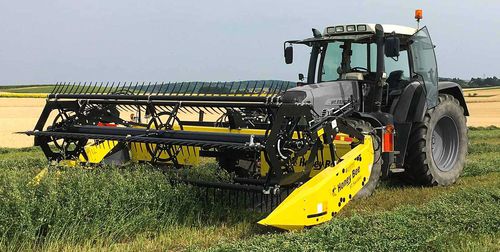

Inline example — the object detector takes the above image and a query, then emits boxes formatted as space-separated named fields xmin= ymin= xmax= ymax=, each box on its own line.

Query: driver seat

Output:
xmin=387 ymin=70 xmax=404 ymax=91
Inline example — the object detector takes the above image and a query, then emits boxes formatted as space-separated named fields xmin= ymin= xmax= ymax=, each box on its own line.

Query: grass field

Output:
xmin=0 ymin=127 xmax=498 ymax=251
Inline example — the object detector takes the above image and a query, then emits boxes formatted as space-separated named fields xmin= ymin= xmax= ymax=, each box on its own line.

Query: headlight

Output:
xmin=335 ymin=26 xmax=344 ymax=32
xmin=357 ymin=25 xmax=367 ymax=31
xmin=326 ymin=26 xmax=336 ymax=34
xmin=346 ymin=25 xmax=356 ymax=32
xmin=282 ymin=91 xmax=307 ymax=103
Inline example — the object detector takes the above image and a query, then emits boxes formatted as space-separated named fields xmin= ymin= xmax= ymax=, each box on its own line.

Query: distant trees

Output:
xmin=439 ymin=76 xmax=500 ymax=88
xmin=468 ymin=76 xmax=500 ymax=88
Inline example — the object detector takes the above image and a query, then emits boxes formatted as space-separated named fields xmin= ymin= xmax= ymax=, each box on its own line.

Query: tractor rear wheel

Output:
xmin=404 ymin=94 xmax=468 ymax=186
xmin=347 ymin=119 xmax=382 ymax=199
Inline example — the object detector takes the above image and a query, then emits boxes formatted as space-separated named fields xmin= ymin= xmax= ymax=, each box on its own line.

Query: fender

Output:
xmin=390 ymin=82 xmax=426 ymax=167
xmin=390 ymin=81 xmax=469 ymax=167
xmin=438 ymin=81 xmax=469 ymax=116
xmin=390 ymin=82 xmax=427 ymax=123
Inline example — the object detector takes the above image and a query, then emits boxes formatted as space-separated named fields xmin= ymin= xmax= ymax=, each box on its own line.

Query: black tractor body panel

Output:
xmin=391 ymin=82 xmax=427 ymax=123
xmin=283 ymin=81 xmax=360 ymax=115
xmin=438 ymin=81 xmax=469 ymax=116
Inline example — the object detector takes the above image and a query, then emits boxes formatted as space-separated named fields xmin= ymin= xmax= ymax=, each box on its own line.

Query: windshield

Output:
xmin=319 ymin=41 xmax=410 ymax=82
xmin=320 ymin=41 xmax=376 ymax=82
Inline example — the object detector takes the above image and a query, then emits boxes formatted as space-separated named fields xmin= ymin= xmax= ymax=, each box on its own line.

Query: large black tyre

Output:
xmin=404 ymin=94 xmax=468 ymax=186
xmin=346 ymin=119 xmax=382 ymax=199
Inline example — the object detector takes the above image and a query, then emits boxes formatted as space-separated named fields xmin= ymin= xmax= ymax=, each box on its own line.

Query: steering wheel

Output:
xmin=351 ymin=67 xmax=369 ymax=72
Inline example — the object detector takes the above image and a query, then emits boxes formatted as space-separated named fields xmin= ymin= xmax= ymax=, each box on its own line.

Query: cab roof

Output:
xmin=288 ymin=24 xmax=418 ymax=46
xmin=323 ymin=24 xmax=417 ymax=36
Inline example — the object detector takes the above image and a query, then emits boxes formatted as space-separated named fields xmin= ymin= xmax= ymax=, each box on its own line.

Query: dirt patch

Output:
xmin=465 ymin=101 xmax=500 ymax=127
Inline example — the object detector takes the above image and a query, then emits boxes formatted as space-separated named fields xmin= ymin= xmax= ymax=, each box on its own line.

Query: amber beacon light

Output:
xmin=415 ymin=9 xmax=423 ymax=21
xmin=415 ymin=9 xmax=423 ymax=28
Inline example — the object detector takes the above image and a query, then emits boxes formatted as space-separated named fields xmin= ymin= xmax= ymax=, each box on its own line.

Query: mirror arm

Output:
xmin=374 ymin=24 xmax=385 ymax=112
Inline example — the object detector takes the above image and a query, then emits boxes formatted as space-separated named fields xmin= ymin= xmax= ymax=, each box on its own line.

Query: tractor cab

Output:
xmin=284 ymin=23 xmax=439 ymax=112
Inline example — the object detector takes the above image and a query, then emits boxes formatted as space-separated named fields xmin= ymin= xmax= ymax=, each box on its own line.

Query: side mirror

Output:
xmin=298 ymin=73 xmax=304 ymax=81
xmin=384 ymin=36 xmax=400 ymax=58
xmin=284 ymin=46 xmax=293 ymax=64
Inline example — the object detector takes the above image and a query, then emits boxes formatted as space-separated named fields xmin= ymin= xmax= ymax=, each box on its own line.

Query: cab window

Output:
xmin=321 ymin=42 xmax=343 ymax=81
xmin=385 ymin=50 xmax=410 ymax=80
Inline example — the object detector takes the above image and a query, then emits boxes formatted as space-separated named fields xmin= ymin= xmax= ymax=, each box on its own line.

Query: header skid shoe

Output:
xmin=258 ymin=136 xmax=374 ymax=230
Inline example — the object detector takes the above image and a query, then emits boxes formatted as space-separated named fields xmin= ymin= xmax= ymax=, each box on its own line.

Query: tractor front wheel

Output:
xmin=404 ymin=94 xmax=468 ymax=186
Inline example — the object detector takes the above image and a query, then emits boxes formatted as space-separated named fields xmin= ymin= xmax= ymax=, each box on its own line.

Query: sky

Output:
xmin=0 ymin=0 xmax=498 ymax=85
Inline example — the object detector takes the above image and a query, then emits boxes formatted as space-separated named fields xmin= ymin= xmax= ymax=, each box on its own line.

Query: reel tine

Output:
xmin=80 ymin=81 xmax=88 ymax=94
xmin=132 ymin=81 xmax=140 ymax=94
xmin=92 ymin=81 xmax=103 ymax=94
xmin=223 ymin=82 xmax=229 ymax=96
xmin=270 ymin=80 xmax=279 ymax=96
xmin=84 ymin=81 xmax=93 ymax=94
xmin=107 ymin=81 xmax=115 ymax=94
xmin=116 ymin=81 xmax=123 ymax=94
xmin=226 ymin=81 xmax=233 ymax=95
xmin=258 ymin=80 xmax=266 ymax=96
xmin=156 ymin=82 xmax=164 ymax=96
xmin=71 ymin=81 xmax=80 ymax=94
xmin=166 ymin=82 xmax=174 ymax=95
xmin=102 ymin=81 xmax=110 ymax=94
xmin=60 ymin=81 xmax=71 ymax=94
xmin=64 ymin=81 xmax=72 ymax=94
xmin=51 ymin=82 xmax=61 ymax=94
xmin=277 ymin=80 xmax=286 ymax=95
xmin=251 ymin=80 xmax=258 ymax=94
xmin=77 ymin=81 xmax=84 ymax=94
xmin=189 ymin=81 xmax=197 ymax=96
xmin=235 ymin=80 xmax=243 ymax=95
xmin=179 ymin=82 xmax=186 ymax=96
xmin=204 ymin=82 xmax=211 ymax=96
xmin=138 ymin=81 xmax=145 ymax=95
xmin=118 ymin=81 xmax=126 ymax=94
xmin=56 ymin=81 xmax=66 ymax=94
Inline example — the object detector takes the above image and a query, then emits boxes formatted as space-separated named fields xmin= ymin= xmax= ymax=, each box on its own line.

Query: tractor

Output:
xmin=282 ymin=22 xmax=468 ymax=187
xmin=25 ymin=14 xmax=468 ymax=230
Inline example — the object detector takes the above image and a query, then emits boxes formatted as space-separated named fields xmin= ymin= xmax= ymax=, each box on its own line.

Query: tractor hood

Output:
xmin=282 ymin=81 xmax=360 ymax=116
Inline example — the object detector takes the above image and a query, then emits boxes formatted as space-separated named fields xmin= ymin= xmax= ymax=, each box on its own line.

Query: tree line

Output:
xmin=439 ymin=76 xmax=500 ymax=88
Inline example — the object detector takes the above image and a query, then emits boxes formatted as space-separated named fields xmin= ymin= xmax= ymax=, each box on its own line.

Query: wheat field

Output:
xmin=0 ymin=87 xmax=499 ymax=148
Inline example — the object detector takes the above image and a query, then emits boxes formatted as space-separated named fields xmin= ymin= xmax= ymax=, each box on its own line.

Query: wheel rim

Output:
xmin=431 ymin=116 xmax=460 ymax=172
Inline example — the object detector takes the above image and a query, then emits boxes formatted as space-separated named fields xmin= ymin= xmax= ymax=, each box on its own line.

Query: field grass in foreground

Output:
xmin=0 ymin=127 xmax=499 ymax=251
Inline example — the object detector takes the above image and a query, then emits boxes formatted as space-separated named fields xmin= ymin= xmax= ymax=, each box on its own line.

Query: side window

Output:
xmin=321 ymin=42 xmax=342 ymax=81
xmin=385 ymin=50 xmax=410 ymax=80
xmin=410 ymin=27 xmax=438 ymax=107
